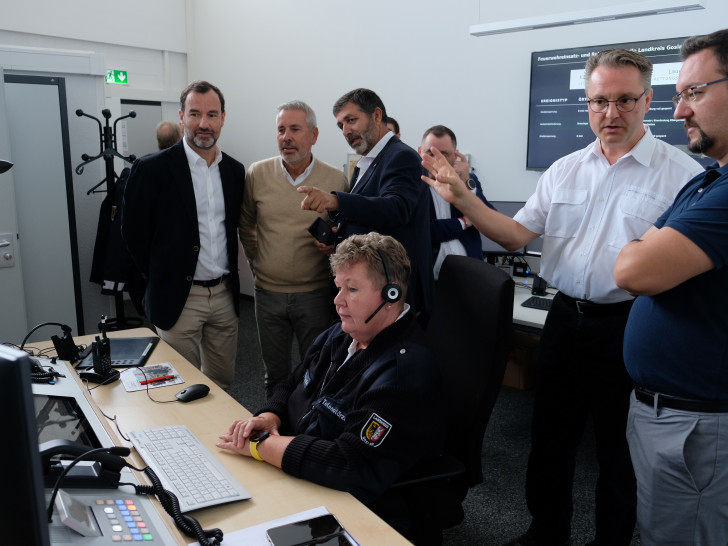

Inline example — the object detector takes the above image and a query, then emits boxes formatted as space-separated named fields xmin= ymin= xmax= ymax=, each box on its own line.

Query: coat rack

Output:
xmin=75 ymin=108 xmax=142 ymax=331
xmin=75 ymin=108 xmax=137 ymax=194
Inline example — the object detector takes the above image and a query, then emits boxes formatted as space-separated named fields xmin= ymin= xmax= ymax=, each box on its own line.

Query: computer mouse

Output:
xmin=175 ymin=383 xmax=210 ymax=403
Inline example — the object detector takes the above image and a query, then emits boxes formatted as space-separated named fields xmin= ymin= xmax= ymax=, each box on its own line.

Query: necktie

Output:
xmin=350 ymin=166 xmax=360 ymax=190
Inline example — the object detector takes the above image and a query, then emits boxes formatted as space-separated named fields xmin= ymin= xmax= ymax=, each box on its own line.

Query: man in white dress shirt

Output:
xmin=123 ymin=81 xmax=245 ymax=389
xmin=422 ymin=49 xmax=702 ymax=546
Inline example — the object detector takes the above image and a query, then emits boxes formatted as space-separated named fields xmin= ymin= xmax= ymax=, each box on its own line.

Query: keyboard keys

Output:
xmin=521 ymin=295 xmax=552 ymax=311
xmin=128 ymin=424 xmax=251 ymax=512
xmin=98 ymin=497 xmax=156 ymax=542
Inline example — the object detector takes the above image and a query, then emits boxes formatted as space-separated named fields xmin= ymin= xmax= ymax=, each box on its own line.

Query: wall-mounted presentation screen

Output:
xmin=526 ymin=36 xmax=706 ymax=170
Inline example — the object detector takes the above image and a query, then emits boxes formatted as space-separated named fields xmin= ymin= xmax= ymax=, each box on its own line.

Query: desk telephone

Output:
xmin=42 ymin=439 xmax=224 ymax=544
xmin=41 ymin=439 xmax=127 ymax=489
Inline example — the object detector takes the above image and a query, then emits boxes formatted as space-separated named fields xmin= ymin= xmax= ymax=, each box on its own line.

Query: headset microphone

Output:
xmin=364 ymin=301 xmax=387 ymax=324
xmin=365 ymin=249 xmax=402 ymax=324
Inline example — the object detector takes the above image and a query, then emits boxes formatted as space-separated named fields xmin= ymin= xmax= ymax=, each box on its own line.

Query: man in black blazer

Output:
xmin=122 ymin=80 xmax=245 ymax=389
xmin=419 ymin=125 xmax=495 ymax=280
xmin=298 ymin=88 xmax=434 ymax=321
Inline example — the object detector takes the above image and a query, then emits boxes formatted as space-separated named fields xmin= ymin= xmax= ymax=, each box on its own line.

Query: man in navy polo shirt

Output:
xmin=614 ymin=28 xmax=728 ymax=546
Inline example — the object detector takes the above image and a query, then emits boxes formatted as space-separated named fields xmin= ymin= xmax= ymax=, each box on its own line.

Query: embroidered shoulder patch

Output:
xmin=360 ymin=413 xmax=392 ymax=447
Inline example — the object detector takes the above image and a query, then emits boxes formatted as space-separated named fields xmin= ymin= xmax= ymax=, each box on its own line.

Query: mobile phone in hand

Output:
xmin=308 ymin=217 xmax=336 ymax=246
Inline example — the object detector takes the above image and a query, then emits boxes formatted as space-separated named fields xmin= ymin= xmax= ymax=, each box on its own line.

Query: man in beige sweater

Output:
xmin=239 ymin=100 xmax=348 ymax=397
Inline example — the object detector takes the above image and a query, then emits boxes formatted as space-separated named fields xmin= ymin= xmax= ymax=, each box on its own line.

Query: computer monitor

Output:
xmin=482 ymin=201 xmax=526 ymax=258
xmin=0 ymin=345 xmax=52 ymax=545
xmin=525 ymin=235 xmax=544 ymax=257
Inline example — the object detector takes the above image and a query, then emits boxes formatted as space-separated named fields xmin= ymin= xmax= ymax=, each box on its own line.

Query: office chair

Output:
xmin=395 ymin=255 xmax=514 ymax=544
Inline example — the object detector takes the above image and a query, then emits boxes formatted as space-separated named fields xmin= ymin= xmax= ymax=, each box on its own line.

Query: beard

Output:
xmin=347 ymin=132 xmax=372 ymax=155
xmin=188 ymin=129 xmax=217 ymax=150
xmin=346 ymin=117 xmax=378 ymax=155
xmin=686 ymin=123 xmax=715 ymax=155
xmin=280 ymin=141 xmax=305 ymax=164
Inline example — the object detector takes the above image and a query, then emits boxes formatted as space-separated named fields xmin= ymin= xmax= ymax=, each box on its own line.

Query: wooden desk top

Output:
xmin=58 ymin=328 xmax=409 ymax=545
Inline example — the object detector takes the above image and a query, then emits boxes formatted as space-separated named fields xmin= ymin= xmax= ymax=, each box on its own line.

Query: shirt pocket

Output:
xmin=607 ymin=188 xmax=672 ymax=250
xmin=620 ymin=187 xmax=672 ymax=223
xmin=545 ymin=188 xmax=588 ymax=238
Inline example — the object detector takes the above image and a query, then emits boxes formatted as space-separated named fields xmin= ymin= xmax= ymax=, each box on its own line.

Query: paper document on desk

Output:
xmin=188 ymin=505 xmax=359 ymax=546
xmin=121 ymin=362 xmax=184 ymax=392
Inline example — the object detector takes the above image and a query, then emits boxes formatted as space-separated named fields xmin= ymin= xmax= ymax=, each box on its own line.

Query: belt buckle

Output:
xmin=575 ymin=300 xmax=585 ymax=314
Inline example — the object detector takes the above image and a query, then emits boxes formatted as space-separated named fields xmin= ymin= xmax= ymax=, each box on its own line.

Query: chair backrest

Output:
xmin=426 ymin=255 xmax=514 ymax=490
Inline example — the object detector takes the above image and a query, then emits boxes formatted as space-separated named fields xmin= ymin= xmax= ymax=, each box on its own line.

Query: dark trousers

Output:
xmin=525 ymin=293 xmax=636 ymax=545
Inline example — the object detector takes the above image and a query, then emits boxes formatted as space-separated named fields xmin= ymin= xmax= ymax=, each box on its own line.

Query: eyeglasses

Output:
xmin=586 ymin=89 xmax=647 ymax=113
xmin=672 ymin=76 xmax=728 ymax=107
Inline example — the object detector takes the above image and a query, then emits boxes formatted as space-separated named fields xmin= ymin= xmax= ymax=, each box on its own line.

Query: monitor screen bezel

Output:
xmin=482 ymin=201 xmax=527 ymax=257
xmin=525 ymin=235 xmax=544 ymax=257
xmin=0 ymin=346 xmax=52 ymax=545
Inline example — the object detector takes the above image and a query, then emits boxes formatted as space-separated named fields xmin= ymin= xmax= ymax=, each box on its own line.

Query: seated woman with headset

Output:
xmin=217 ymin=232 xmax=444 ymax=538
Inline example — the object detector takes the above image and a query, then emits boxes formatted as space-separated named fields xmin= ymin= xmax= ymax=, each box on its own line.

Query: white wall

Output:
xmin=0 ymin=2 xmax=188 ymax=339
xmin=186 ymin=0 xmax=727 ymax=202
xmin=1 ymin=0 xmax=186 ymax=53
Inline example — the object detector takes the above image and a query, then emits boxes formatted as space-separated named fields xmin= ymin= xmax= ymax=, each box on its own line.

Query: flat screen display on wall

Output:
xmin=526 ymin=36 xmax=709 ymax=170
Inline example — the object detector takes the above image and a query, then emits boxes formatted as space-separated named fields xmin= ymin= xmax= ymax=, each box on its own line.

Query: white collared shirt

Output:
xmin=514 ymin=127 xmax=702 ymax=303
xmin=280 ymin=156 xmax=316 ymax=186
xmin=353 ymin=131 xmax=395 ymax=190
xmin=430 ymin=185 xmax=469 ymax=280
xmin=183 ymin=138 xmax=229 ymax=281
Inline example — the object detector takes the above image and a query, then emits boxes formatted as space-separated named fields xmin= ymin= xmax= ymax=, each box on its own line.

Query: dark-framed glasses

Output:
xmin=672 ymin=76 xmax=728 ymax=107
xmin=586 ymin=89 xmax=647 ymax=113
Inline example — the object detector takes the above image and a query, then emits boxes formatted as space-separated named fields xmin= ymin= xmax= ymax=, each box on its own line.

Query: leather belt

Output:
xmin=192 ymin=274 xmax=229 ymax=287
xmin=557 ymin=293 xmax=633 ymax=316
xmin=634 ymin=386 xmax=728 ymax=413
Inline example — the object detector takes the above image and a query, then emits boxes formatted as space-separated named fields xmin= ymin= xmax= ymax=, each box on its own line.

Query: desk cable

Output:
xmin=120 ymin=463 xmax=223 ymax=546
xmin=82 ymin=367 xmax=178 ymax=443
xmin=45 ymin=443 xmax=223 ymax=546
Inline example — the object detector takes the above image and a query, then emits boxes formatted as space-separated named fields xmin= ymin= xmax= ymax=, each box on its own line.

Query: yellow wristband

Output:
xmin=249 ymin=431 xmax=270 ymax=461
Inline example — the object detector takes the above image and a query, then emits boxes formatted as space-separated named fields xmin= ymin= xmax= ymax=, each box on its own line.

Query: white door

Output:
xmin=0 ymin=68 xmax=28 ymax=343
xmin=2 ymin=74 xmax=82 ymax=343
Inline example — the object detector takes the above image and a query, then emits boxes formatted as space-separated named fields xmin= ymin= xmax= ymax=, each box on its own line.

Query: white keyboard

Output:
xmin=128 ymin=424 xmax=251 ymax=512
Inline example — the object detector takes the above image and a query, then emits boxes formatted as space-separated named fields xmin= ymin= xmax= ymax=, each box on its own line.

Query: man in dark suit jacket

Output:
xmin=122 ymin=81 xmax=245 ymax=389
xmin=298 ymin=88 xmax=434 ymax=321
xmin=419 ymin=125 xmax=495 ymax=280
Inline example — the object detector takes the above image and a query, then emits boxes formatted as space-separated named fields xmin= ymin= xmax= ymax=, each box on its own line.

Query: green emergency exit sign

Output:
xmin=105 ymin=70 xmax=128 ymax=84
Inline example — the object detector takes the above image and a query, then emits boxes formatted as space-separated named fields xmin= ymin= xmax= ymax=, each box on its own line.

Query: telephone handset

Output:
xmin=40 ymin=439 xmax=129 ymax=488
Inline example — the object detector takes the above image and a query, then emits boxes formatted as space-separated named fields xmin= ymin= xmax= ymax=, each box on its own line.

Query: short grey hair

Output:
xmin=276 ymin=100 xmax=317 ymax=129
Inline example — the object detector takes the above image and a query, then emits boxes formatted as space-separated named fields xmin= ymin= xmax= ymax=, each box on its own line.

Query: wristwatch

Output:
xmin=249 ymin=430 xmax=270 ymax=461
xmin=465 ymin=176 xmax=476 ymax=191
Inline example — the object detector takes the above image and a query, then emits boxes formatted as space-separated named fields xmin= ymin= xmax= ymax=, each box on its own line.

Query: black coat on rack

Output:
xmin=76 ymin=108 xmax=143 ymax=330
